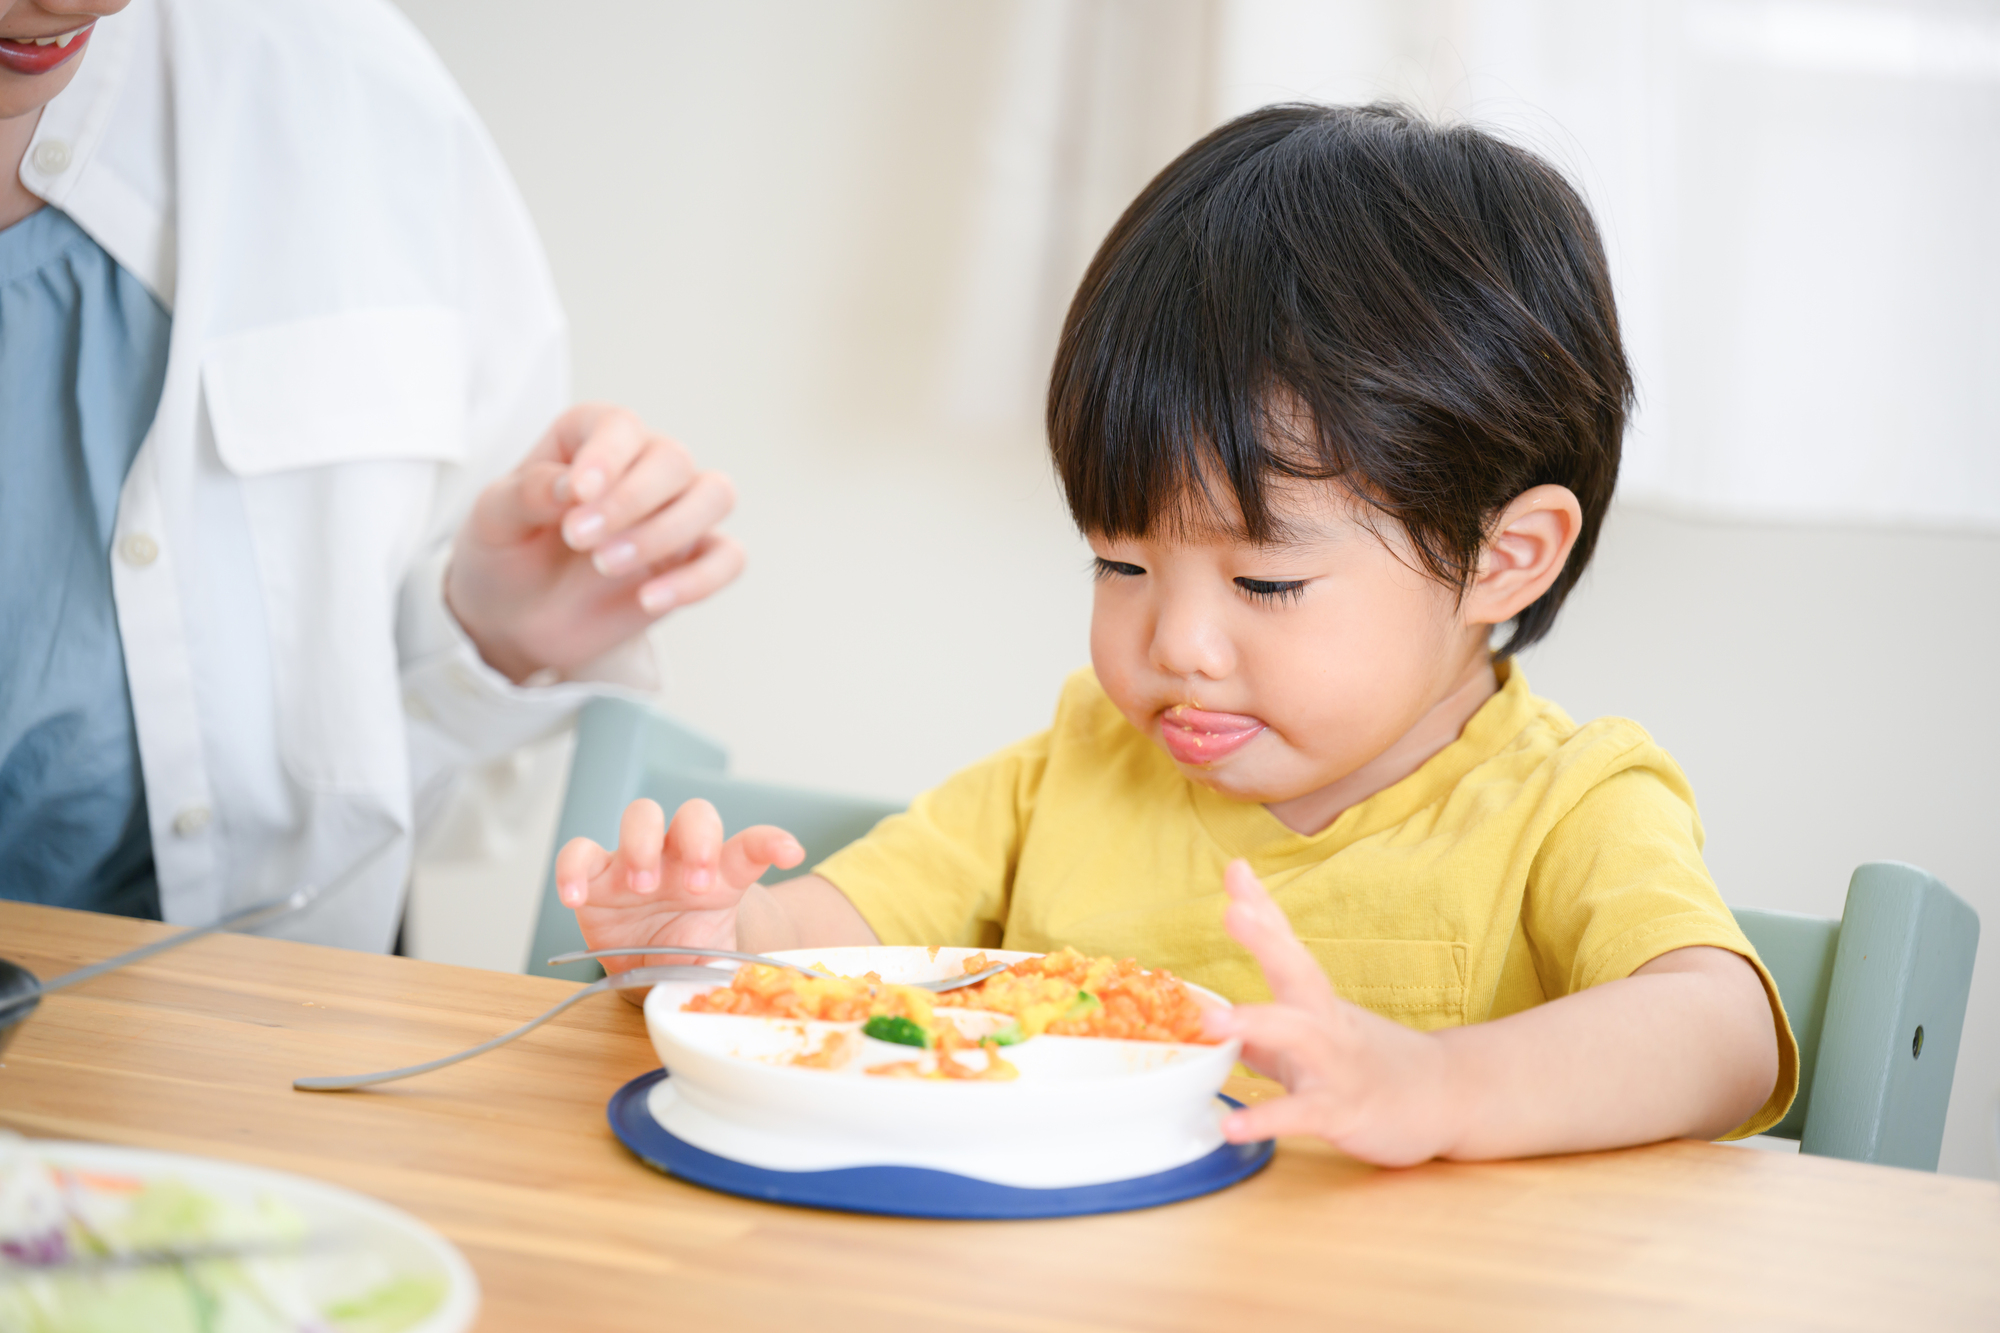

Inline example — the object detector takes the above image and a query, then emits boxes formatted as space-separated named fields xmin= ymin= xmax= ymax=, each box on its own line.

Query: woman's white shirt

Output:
xmin=16 ymin=0 xmax=649 ymax=950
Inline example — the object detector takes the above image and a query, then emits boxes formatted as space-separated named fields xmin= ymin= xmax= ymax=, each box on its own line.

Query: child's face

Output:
xmin=1086 ymin=482 xmax=1496 ymax=814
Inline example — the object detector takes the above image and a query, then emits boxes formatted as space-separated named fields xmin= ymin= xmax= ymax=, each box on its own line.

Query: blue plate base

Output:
xmin=607 ymin=1068 xmax=1274 ymax=1220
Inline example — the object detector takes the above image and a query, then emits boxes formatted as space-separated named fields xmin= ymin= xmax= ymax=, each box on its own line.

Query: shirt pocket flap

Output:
xmin=202 ymin=308 xmax=468 ymax=475
xmin=1298 ymin=938 xmax=1470 ymax=1031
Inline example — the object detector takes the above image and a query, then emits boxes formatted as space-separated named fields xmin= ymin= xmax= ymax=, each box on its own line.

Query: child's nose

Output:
xmin=1148 ymin=600 xmax=1235 ymax=681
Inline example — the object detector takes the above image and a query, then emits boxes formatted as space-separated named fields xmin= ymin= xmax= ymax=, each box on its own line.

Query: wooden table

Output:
xmin=3 ymin=902 xmax=1995 ymax=1331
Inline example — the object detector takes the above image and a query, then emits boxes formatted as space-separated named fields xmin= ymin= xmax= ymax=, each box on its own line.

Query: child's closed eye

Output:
xmin=1235 ymin=576 xmax=1310 ymax=604
xmin=1092 ymin=557 xmax=1146 ymax=581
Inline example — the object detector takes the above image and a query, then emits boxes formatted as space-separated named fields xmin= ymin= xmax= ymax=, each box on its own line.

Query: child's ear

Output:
xmin=1462 ymin=485 xmax=1583 ymax=628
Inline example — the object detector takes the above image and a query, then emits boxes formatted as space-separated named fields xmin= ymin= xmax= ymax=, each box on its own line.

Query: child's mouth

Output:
xmin=1158 ymin=705 xmax=1266 ymax=766
xmin=0 ymin=23 xmax=93 ymax=76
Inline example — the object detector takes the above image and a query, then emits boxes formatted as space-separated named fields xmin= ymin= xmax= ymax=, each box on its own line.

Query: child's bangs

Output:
xmin=1047 ymin=213 xmax=1324 ymax=545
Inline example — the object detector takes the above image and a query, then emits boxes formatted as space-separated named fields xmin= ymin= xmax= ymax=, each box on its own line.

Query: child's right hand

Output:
xmin=553 ymin=797 xmax=805 ymax=973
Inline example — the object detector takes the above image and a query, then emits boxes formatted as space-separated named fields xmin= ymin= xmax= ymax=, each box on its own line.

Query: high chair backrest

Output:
xmin=1731 ymin=862 xmax=1979 ymax=1170
xmin=527 ymin=698 xmax=901 ymax=982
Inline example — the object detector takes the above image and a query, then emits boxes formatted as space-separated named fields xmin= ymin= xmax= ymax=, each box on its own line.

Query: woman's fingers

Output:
xmin=562 ymin=435 xmax=696 ymax=554
xmin=586 ymin=470 xmax=736 ymax=578
xmin=636 ymin=531 xmax=746 ymax=617
xmin=465 ymin=459 xmax=571 ymax=546
xmin=1221 ymin=859 xmax=1337 ymax=1015
xmin=548 ymin=404 xmax=651 ymax=513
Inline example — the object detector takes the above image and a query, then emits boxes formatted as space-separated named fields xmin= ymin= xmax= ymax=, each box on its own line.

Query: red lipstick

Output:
xmin=1158 ymin=705 xmax=1267 ymax=766
xmin=0 ymin=22 xmax=93 ymax=77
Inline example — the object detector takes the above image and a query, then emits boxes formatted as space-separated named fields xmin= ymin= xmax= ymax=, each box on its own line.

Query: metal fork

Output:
xmin=293 ymin=949 xmax=1008 ymax=1092
xmin=546 ymin=945 xmax=1008 ymax=992
xmin=293 ymin=963 xmax=720 ymax=1092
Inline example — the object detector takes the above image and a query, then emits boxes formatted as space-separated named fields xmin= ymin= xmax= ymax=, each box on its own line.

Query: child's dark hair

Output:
xmin=1047 ymin=103 xmax=1633 ymax=657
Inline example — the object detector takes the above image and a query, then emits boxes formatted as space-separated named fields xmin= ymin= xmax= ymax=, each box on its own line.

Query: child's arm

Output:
xmin=1206 ymin=861 xmax=1780 ymax=1166
xmin=553 ymin=797 xmax=879 ymax=978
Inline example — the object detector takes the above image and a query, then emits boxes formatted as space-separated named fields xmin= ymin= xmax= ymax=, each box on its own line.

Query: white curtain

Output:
xmin=944 ymin=0 xmax=2000 ymax=528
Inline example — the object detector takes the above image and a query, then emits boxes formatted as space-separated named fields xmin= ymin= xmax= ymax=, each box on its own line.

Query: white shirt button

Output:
xmin=119 ymin=533 xmax=159 ymax=566
xmin=172 ymin=806 xmax=212 ymax=837
xmin=30 ymin=139 xmax=71 ymax=175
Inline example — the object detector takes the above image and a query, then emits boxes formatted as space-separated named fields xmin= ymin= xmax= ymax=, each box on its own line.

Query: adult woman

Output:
xmin=0 ymin=0 xmax=742 ymax=949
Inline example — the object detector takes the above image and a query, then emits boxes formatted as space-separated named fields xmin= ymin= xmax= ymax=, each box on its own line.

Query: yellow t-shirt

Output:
xmin=818 ymin=662 xmax=1798 ymax=1137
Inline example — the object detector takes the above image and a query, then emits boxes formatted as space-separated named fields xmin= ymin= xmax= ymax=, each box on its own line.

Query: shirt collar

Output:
xmin=1187 ymin=659 xmax=1544 ymax=867
xmin=20 ymin=4 xmax=173 ymax=306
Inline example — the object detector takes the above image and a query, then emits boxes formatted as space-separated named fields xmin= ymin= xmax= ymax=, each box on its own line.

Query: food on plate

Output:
xmin=864 ymin=1050 xmax=1018 ymax=1082
xmin=860 ymin=1015 xmax=930 ymax=1048
xmin=0 ymin=1134 xmax=447 ymax=1333
xmin=681 ymin=946 xmax=1215 ymax=1060
xmin=952 ymin=948 xmax=1211 ymax=1044
xmin=683 ymin=965 xmax=935 ymax=1026
xmin=787 ymin=1029 xmax=856 ymax=1070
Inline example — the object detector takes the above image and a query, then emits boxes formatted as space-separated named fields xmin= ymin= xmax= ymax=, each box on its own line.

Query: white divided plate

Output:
xmin=642 ymin=946 xmax=1242 ymax=1189
xmin=3 ymin=1140 xmax=477 ymax=1333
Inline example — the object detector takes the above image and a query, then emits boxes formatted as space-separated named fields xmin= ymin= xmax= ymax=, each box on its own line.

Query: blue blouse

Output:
xmin=0 ymin=206 xmax=170 ymax=918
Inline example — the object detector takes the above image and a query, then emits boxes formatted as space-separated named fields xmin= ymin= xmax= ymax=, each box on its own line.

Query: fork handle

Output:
xmin=544 ymin=945 xmax=825 ymax=978
xmin=291 ymin=964 xmax=712 ymax=1092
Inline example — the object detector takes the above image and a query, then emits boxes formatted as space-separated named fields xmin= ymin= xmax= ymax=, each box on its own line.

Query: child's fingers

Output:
xmin=717 ymin=825 xmax=807 ymax=892
xmin=554 ymin=837 xmax=612 ymax=908
xmin=614 ymin=798 xmax=668 ymax=895
xmin=1212 ymin=1001 xmax=1337 ymax=1080
xmin=1221 ymin=859 xmax=1337 ymax=1014
xmin=1220 ymin=1090 xmax=1330 ymax=1145
xmin=661 ymin=797 xmax=725 ymax=894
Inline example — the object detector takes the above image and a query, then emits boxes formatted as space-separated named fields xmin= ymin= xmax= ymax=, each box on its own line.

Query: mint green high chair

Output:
xmin=530 ymin=699 xmax=1980 ymax=1170
xmin=1731 ymin=863 xmax=1977 ymax=1170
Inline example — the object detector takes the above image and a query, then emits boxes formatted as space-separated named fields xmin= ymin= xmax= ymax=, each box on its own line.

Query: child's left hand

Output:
xmin=1202 ymin=860 xmax=1466 ymax=1167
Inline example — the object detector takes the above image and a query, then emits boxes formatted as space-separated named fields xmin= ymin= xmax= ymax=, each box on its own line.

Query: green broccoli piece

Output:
xmin=1065 ymin=990 xmax=1101 ymax=1020
xmin=862 ymin=1014 xmax=930 ymax=1048
xmin=985 ymin=1019 xmax=1026 ymax=1046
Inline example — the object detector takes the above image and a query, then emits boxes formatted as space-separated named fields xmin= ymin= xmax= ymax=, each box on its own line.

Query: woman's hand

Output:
xmin=445 ymin=403 xmax=744 ymax=682
xmin=1204 ymin=861 xmax=1465 ymax=1167
xmin=553 ymin=797 xmax=805 ymax=973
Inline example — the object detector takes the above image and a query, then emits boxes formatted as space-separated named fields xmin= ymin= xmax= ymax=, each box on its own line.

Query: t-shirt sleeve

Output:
xmin=813 ymin=729 xmax=1051 ymax=949
xmin=1524 ymin=757 xmax=1800 ymax=1140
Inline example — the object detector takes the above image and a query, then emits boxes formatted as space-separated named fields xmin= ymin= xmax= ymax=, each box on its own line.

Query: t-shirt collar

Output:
xmin=1185 ymin=659 xmax=1542 ymax=868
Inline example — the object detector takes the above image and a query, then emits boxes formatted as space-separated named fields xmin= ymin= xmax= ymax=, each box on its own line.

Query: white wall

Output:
xmin=1519 ymin=507 xmax=1999 ymax=1180
xmin=393 ymin=0 xmax=1998 ymax=1179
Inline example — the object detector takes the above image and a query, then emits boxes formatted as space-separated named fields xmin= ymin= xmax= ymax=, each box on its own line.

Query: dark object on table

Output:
xmin=0 ymin=958 xmax=40 ymax=1061
xmin=0 ymin=836 xmax=394 ymax=1068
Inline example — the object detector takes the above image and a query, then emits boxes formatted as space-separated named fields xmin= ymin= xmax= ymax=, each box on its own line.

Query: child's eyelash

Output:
xmin=1093 ymin=557 xmax=1146 ymax=581
xmin=1236 ymin=576 xmax=1310 ymax=604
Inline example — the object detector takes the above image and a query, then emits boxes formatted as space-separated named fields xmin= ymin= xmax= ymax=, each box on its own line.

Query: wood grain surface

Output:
xmin=2 ymin=901 xmax=1995 ymax=1331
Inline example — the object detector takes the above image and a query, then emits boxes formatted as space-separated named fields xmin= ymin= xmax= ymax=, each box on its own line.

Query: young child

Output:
xmin=556 ymin=104 xmax=1795 ymax=1166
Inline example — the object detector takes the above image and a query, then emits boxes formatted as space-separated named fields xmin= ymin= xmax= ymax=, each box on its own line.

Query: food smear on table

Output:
xmin=682 ymin=946 xmax=1214 ymax=1080
xmin=0 ymin=1134 xmax=447 ymax=1333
